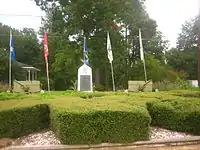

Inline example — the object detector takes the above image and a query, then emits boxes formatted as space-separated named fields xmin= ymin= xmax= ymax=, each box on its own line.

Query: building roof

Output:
xmin=15 ymin=61 xmax=40 ymax=71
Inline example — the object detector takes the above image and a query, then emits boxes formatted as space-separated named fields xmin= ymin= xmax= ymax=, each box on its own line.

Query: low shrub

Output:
xmin=0 ymin=92 xmax=24 ymax=101
xmin=0 ymin=104 xmax=50 ymax=138
xmin=50 ymin=106 xmax=151 ymax=144
xmin=147 ymin=100 xmax=200 ymax=135
xmin=79 ymin=92 xmax=106 ymax=99
xmin=63 ymin=91 xmax=106 ymax=99
xmin=93 ymin=84 xmax=105 ymax=91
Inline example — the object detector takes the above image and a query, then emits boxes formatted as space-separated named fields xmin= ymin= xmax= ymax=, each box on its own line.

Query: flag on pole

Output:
xmin=10 ymin=31 xmax=15 ymax=61
xmin=43 ymin=32 xmax=49 ymax=61
xmin=139 ymin=28 xmax=144 ymax=61
xmin=43 ymin=32 xmax=50 ymax=92
xmin=107 ymin=31 xmax=113 ymax=63
xmin=84 ymin=36 xmax=89 ymax=65
xmin=139 ymin=28 xmax=147 ymax=82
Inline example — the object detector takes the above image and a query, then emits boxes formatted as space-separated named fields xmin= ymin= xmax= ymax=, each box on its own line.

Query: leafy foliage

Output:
xmin=0 ymin=0 xmax=194 ymax=91
xmin=33 ymin=0 xmax=169 ymax=90
xmin=167 ymin=17 xmax=198 ymax=80
xmin=0 ymin=23 xmax=41 ymax=84
xmin=1 ymin=90 xmax=200 ymax=143
xmin=147 ymin=98 xmax=200 ymax=135
xmin=0 ymin=92 xmax=24 ymax=101
xmin=0 ymin=104 xmax=50 ymax=138
xmin=50 ymin=106 xmax=150 ymax=144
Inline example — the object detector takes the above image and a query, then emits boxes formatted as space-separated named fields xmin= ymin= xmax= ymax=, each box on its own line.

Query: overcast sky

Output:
xmin=0 ymin=0 xmax=199 ymax=48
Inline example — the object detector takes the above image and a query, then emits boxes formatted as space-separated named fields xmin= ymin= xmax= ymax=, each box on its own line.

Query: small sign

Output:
xmin=78 ymin=64 xmax=93 ymax=92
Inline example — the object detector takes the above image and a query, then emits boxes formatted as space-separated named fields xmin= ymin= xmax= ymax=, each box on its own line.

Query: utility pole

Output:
xmin=198 ymin=0 xmax=200 ymax=87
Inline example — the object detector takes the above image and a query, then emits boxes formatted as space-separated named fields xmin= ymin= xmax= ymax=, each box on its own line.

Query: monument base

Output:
xmin=128 ymin=80 xmax=152 ymax=92
xmin=13 ymin=80 xmax=41 ymax=93
xmin=77 ymin=64 xmax=93 ymax=92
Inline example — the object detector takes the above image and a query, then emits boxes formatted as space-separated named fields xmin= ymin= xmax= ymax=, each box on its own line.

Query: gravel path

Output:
xmin=13 ymin=130 xmax=60 ymax=146
xmin=10 ymin=127 xmax=192 ymax=146
xmin=150 ymin=127 xmax=192 ymax=140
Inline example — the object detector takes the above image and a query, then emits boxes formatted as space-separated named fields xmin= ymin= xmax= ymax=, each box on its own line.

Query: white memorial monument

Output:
xmin=78 ymin=64 xmax=93 ymax=92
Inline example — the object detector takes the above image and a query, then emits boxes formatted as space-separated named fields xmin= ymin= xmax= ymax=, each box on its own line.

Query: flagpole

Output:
xmin=198 ymin=0 xmax=200 ymax=87
xmin=84 ymin=36 xmax=86 ymax=64
xmin=46 ymin=58 xmax=50 ymax=92
xmin=9 ymin=48 xmax=11 ymax=90
xmin=107 ymin=31 xmax=115 ymax=91
xmin=9 ymin=32 xmax=12 ymax=91
xmin=139 ymin=28 xmax=147 ymax=82
xmin=143 ymin=57 xmax=147 ymax=82
xmin=110 ymin=62 xmax=115 ymax=91
xmin=44 ymin=32 xmax=50 ymax=92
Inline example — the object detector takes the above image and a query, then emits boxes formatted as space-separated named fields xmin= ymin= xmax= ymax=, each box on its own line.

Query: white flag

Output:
xmin=139 ymin=28 xmax=144 ymax=61
xmin=107 ymin=31 xmax=113 ymax=63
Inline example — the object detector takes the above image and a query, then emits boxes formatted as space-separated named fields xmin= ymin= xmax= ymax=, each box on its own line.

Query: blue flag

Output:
xmin=84 ymin=36 xmax=89 ymax=65
xmin=10 ymin=31 xmax=15 ymax=61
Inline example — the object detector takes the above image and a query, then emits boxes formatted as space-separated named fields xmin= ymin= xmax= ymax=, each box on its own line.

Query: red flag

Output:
xmin=43 ymin=32 xmax=49 ymax=61
xmin=112 ymin=23 xmax=120 ymax=30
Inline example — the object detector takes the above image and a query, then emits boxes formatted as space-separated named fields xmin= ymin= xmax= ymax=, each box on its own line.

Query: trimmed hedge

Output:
xmin=50 ymin=106 xmax=151 ymax=144
xmin=0 ymin=104 xmax=50 ymax=138
xmin=147 ymin=100 xmax=200 ymax=135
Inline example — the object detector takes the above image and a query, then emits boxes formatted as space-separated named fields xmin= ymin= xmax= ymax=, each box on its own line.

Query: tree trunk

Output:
xmin=95 ymin=68 xmax=100 ymax=86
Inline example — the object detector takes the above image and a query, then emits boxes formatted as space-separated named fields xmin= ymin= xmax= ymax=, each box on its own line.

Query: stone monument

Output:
xmin=78 ymin=64 xmax=93 ymax=92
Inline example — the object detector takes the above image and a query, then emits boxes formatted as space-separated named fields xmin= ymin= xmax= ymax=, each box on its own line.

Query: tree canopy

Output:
xmin=0 ymin=0 xmax=188 ymax=91
xmin=32 ymin=0 xmax=172 ymax=90
xmin=166 ymin=17 xmax=198 ymax=80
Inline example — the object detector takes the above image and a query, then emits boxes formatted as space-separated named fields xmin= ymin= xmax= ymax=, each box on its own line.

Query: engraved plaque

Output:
xmin=80 ymin=75 xmax=91 ymax=91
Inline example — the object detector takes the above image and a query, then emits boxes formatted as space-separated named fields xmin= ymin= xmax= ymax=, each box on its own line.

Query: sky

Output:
xmin=0 ymin=0 xmax=199 ymax=48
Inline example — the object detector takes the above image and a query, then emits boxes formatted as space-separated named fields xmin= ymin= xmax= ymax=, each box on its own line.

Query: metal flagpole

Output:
xmin=83 ymin=30 xmax=85 ymax=64
xmin=46 ymin=58 xmax=50 ymax=92
xmin=44 ymin=32 xmax=50 ymax=92
xmin=143 ymin=56 xmax=147 ymax=82
xmin=110 ymin=62 xmax=115 ymax=91
xmin=9 ymin=31 xmax=12 ymax=91
xmin=107 ymin=31 xmax=115 ymax=91
xmin=198 ymin=0 xmax=200 ymax=87
xmin=139 ymin=28 xmax=147 ymax=82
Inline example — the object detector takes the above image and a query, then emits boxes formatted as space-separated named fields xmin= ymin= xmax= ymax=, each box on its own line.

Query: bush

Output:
xmin=0 ymin=104 xmax=50 ymax=138
xmin=93 ymin=84 xmax=105 ymax=91
xmin=147 ymin=100 xmax=200 ymax=135
xmin=153 ymin=78 xmax=192 ymax=91
xmin=79 ymin=92 xmax=106 ymax=99
xmin=63 ymin=91 xmax=106 ymax=99
xmin=0 ymin=92 xmax=24 ymax=101
xmin=50 ymin=106 xmax=151 ymax=144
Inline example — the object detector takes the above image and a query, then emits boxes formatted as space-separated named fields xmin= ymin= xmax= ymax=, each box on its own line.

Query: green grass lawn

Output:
xmin=0 ymin=90 xmax=200 ymax=111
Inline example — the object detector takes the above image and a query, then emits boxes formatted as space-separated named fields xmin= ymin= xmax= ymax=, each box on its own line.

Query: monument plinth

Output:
xmin=78 ymin=64 xmax=93 ymax=92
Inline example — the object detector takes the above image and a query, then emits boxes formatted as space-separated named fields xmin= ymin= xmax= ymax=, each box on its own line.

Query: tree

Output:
xmin=0 ymin=23 xmax=41 ymax=83
xmin=33 ymin=0 xmax=171 ymax=90
xmin=167 ymin=17 xmax=198 ymax=80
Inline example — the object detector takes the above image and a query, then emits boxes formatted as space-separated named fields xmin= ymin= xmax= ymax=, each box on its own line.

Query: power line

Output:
xmin=0 ymin=33 xmax=156 ymax=41
xmin=0 ymin=13 xmax=44 ymax=17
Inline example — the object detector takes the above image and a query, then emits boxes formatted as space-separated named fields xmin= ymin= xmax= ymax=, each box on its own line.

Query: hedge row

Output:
xmin=50 ymin=106 xmax=151 ymax=144
xmin=146 ymin=100 xmax=200 ymax=135
xmin=0 ymin=104 xmax=50 ymax=138
xmin=0 ymin=104 xmax=151 ymax=144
